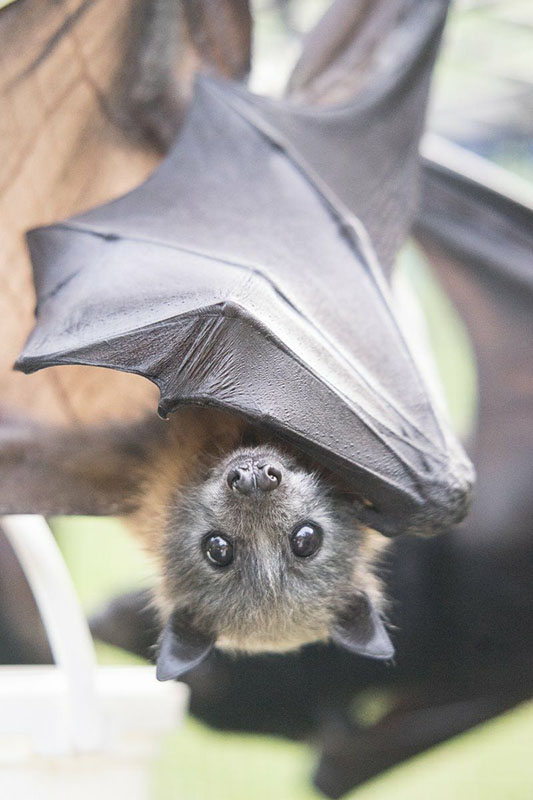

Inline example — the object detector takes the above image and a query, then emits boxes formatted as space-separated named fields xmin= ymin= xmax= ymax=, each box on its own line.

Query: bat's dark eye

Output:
xmin=202 ymin=533 xmax=234 ymax=567
xmin=290 ymin=522 xmax=322 ymax=558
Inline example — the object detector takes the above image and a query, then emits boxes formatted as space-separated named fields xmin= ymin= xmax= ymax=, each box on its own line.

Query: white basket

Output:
xmin=0 ymin=516 xmax=188 ymax=799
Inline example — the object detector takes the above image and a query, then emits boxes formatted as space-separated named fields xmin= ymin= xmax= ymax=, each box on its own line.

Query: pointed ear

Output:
xmin=156 ymin=610 xmax=215 ymax=681
xmin=331 ymin=593 xmax=394 ymax=660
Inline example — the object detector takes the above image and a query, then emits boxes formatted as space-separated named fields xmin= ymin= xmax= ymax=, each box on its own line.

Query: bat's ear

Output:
xmin=330 ymin=593 xmax=394 ymax=660
xmin=156 ymin=610 xmax=215 ymax=681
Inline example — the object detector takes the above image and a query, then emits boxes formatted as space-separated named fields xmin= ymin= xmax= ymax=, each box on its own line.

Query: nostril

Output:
xmin=227 ymin=468 xmax=241 ymax=490
xmin=227 ymin=465 xmax=254 ymax=495
xmin=257 ymin=464 xmax=282 ymax=492
xmin=266 ymin=465 xmax=282 ymax=486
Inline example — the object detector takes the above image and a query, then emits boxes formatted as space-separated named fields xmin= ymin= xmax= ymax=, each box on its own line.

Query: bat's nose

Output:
xmin=227 ymin=459 xmax=282 ymax=496
xmin=255 ymin=462 xmax=282 ymax=493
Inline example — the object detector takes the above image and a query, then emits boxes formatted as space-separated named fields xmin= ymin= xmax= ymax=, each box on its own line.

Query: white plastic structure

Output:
xmin=1 ymin=515 xmax=102 ymax=752
xmin=0 ymin=515 xmax=188 ymax=799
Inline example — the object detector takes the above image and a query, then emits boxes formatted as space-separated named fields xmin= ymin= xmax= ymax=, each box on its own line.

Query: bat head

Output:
xmin=155 ymin=443 xmax=393 ymax=680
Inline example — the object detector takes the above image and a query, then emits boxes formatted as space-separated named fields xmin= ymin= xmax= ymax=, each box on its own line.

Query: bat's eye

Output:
xmin=290 ymin=522 xmax=322 ymax=558
xmin=202 ymin=533 xmax=234 ymax=567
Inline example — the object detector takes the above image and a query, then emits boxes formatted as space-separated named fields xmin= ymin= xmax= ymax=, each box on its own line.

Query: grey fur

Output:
xmin=158 ymin=444 xmax=389 ymax=655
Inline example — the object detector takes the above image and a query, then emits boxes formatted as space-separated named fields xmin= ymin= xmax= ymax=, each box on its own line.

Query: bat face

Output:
xmin=162 ymin=445 xmax=355 ymax=647
xmin=147 ymin=429 xmax=394 ymax=680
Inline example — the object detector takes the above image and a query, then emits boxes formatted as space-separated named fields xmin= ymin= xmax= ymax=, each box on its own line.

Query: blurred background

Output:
xmin=2 ymin=0 xmax=532 ymax=797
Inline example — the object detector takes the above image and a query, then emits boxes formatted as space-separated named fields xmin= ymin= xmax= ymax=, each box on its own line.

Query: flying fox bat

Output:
xmin=2 ymin=0 xmax=473 ymax=677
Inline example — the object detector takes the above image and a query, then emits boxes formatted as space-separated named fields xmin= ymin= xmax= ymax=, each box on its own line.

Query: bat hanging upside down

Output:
xmin=10 ymin=66 xmax=472 ymax=681
xmin=2 ymin=0 xmax=475 ymax=689
xmin=128 ymin=407 xmax=393 ymax=680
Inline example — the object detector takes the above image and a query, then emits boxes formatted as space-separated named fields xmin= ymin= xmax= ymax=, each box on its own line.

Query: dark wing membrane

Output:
xmin=17 ymin=78 xmax=472 ymax=534
xmin=416 ymin=145 xmax=533 ymax=547
xmin=257 ymin=0 xmax=451 ymax=275
xmin=418 ymin=146 xmax=533 ymax=293
xmin=417 ymin=141 xmax=533 ymax=423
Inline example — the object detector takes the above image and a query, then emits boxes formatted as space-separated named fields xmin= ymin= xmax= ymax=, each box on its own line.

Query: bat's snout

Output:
xmin=226 ymin=458 xmax=282 ymax=496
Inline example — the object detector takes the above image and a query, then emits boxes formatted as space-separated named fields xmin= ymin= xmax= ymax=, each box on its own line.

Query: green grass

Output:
xmin=349 ymin=702 xmax=533 ymax=800
xmin=153 ymin=720 xmax=318 ymax=800
xmin=153 ymin=704 xmax=533 ymax=800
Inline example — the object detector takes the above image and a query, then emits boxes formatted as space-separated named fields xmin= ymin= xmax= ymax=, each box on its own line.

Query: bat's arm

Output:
xmin=0 ymin=411 xmax=163 ymax=516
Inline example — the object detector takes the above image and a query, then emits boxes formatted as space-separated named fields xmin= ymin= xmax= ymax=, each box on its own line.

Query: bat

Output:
xmin=129 ymin=405 xmax=395 ymax=677
xmin=2 ymin=0 xmax=473 ymax=677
